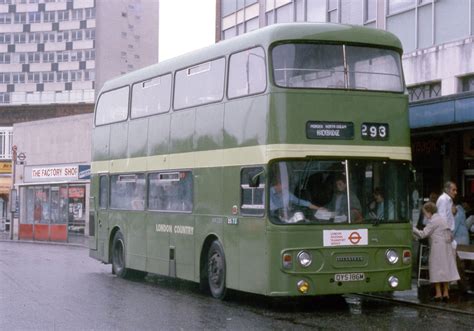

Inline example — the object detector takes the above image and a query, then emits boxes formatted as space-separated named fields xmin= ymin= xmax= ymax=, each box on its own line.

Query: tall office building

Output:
xmin=216 ymin=0 xmax=474 ymax=200
xmin=95 ymin=0 xmax=159 ymax=95
xmin=0 ymin=0 xmax=96 ymax=105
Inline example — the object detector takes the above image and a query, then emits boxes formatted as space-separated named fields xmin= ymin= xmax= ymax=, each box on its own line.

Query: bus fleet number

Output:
xmin=361 ymin=123 xmax=389 ymax=140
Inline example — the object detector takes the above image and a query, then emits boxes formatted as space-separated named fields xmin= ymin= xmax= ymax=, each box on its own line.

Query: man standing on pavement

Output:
xmin=436 ymin=181 xmax=458 ymax=233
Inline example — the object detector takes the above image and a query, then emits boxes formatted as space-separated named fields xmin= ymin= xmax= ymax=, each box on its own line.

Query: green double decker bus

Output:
xmin=89 ymin=23 xmax=413 ymax=299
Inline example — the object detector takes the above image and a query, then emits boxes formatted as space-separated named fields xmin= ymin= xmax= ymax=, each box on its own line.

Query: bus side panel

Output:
xmin=126 ymin=211 xmax=147 ymax=271
xmin=92 ymin=125 xmax=111 ymax=161
xmin=194 ymin=103 xmax=224 ymax=151
xmin=238 ymin=216 xmax=267 ymax=295
xmin=222 ymin=166 xmax=239 ymax=290
xmin=109 ymin=121 xmax=129 ymax=160
xmin=146 ymin=212 xmax=170 ymax=275
xmin=223 ymin=95 xmax=268 ymax=148
xmin=170 ymin=108 xmax=195 ymax=154
xmin=148 ymin=114 xmax=170 ymax=156
xmin=106 ymin=210 xmax=146 ymax=271
xmin=170 ymin=213 xmax=196 ymax=281
xmin=128 ymin=117 xmax=149 ymax=158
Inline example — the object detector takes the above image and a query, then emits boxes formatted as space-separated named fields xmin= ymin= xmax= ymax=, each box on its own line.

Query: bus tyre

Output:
xmin=208 ymin=240 xmax=227 ymax=300
xmin=112 ymin=231 xmax=132 ymax=279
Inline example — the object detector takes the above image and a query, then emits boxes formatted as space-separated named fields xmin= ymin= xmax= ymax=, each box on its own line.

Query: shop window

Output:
xmin=68 ymin=186 xmax=86 ymax=235
xmin=148 ymin=171 xmax=193 ymax=212
xmin=99 ymin=175 xmax=108 ymax=209
xmin=51 ymin=186 xmax=68 ymax=224
xmin=240 ymin=167 xmax=265 ymax=216
xmin=110 ymin=174 xmax=146 ymax=210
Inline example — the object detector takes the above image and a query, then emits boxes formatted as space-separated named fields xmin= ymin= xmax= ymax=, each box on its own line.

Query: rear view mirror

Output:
xmin=248 ymin=170 xmax=264 ymax=188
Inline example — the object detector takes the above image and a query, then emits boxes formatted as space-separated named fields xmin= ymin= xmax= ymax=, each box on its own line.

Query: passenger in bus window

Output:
xmin=325 ymin=175 xmax=362 ymax=222
xmin=368 ymin=188 xmax=394 ymax=220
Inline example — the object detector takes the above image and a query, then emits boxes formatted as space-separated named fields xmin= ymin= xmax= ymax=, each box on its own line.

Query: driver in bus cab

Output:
xmin=269 ymin=176 xmax=319 ymax=212
xmin=322 ymin=174 xmax=362 ymax=222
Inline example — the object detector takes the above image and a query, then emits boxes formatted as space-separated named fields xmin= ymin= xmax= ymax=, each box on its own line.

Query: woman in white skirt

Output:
xmin=413 ymin=202 xmax=460 ymax=302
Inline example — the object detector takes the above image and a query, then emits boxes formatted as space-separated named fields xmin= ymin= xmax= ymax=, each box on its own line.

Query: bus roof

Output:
xmin=100 ymin=23 xmax=403 ymax=93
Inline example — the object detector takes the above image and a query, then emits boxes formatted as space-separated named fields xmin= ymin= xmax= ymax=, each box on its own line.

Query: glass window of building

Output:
xmin=0 ymin=53 xmax=10 ymax=64
xmin=44 ymin=11 xmax=55 ymax=22
xmin=328 ymin=0 xmax=338 ymax=22
xmin=58 ymin=10 xmax=69 ymax=22
xmin=43 ymin=52 xmax=55 ymax=62
xmin=0 ymin=34 xmax=11 ymax=44
xmin=365 ymin=0 xmax=376 ymax=22
xmin=14 ymin=13 xmax=26 ymax=24
xmin=0 ymin=13 xmax=11 ymax=24
xmin=276 ymin=3 xmax=292 ymax=23
xmin=222 ymin=0 xmax=237 ymax=16
xmin=0 ymin=93 xmax=10 ymax=104
xmin=28 ymin=12 xmax=41 ymax=23
xmin=387 ymin=0 xmax=416 ymax=15
xmin=408 ymin=82 xmax=441 ymax=102
xmin=72 ymin=9 xmax=83 ymax=20
xmin=14 ymin=34 xmax=26 ymax=44
xmin=461 ymin=75 xmax=474 ymax=92
xmin=72 ymin=30 xmax=83 ymax=41
xmin=85 ymin=8 xmax=95 ymax=19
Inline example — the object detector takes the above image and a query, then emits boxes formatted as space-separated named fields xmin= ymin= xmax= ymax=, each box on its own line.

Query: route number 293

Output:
xmin=361 ymin=123 xmax=389 ymax=140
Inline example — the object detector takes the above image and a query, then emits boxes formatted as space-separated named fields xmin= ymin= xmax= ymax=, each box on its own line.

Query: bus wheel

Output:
xmin=112 ymin=231 xmax=132 ymax=279
xmin=207 ymin=240 xmax=227 ymax=299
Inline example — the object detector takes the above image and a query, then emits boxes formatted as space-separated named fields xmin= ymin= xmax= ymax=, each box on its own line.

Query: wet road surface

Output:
xmin=1 ymin=241 xmax=474 ymax=330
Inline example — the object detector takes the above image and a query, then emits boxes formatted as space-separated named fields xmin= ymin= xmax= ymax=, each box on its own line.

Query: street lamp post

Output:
xmin=10 ymin=145 xmax=16 ymax=240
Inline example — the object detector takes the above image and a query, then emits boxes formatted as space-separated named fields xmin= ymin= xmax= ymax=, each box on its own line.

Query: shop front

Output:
xmin=410 ymin=93 xmax=474 ymax=201
xmin=18 ymin=164 xmax=90 ymax=243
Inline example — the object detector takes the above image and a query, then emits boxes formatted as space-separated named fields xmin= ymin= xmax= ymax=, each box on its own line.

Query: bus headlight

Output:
xmin=388 ymin=276 xmax=399 ymax=288
xmin=297 ymin=251 xmax=312 ymax=267
xmin=385 ymin=249 xmax=399 ymax=264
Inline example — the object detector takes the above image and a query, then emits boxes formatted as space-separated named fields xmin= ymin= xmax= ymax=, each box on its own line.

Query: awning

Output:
xmin=0 ymin=177 xmax=12 ymax=195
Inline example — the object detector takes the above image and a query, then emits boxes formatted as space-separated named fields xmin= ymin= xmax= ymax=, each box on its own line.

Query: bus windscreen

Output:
xmin=272 ymin=43 xmax=404 ymax=92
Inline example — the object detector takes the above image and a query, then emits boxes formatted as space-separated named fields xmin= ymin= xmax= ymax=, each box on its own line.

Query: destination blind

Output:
xmin=306 ymin=121 xmax=354 ymax=139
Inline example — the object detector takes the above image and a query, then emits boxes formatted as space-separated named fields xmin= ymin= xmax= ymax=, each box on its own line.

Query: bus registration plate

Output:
xmin=334 ymin=273 xmax=365 ymax=282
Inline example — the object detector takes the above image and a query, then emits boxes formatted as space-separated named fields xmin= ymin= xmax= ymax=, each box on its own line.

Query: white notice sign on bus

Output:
xmin=323 ymin=229 xmax=368 ymax=247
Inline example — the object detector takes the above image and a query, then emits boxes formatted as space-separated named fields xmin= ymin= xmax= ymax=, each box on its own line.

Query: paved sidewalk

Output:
xmin=371 ymin=280 xmax=474 ymax=314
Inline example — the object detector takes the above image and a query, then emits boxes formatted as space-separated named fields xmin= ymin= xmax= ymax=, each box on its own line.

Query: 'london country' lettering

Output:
xmin=155 ymin=224 xmax=194 ymax=235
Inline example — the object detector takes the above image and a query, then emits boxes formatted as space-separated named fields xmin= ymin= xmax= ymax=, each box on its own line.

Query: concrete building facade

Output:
xmin=216 ymin=0 xmax=474 ymax=200
xmin=12 ymin=113 xmax=92 ymax=243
